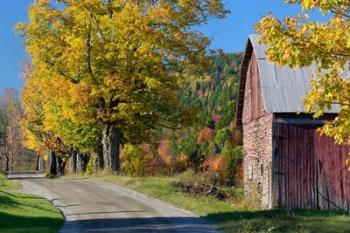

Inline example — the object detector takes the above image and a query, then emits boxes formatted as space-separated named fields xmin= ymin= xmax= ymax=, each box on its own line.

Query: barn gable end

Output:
xmin=241 ymin=48 xmax=274 ymax=208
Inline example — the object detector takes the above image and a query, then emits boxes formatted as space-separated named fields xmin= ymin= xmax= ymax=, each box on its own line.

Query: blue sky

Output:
xmin=0 ymin=0 xmax=323 ymax=91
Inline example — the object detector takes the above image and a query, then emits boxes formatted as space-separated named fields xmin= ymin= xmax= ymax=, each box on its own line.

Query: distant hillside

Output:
xmin=179 ymin=50 xmax=243 ymax=130
xmin=143 ymin=50 xmax=245 ymax=181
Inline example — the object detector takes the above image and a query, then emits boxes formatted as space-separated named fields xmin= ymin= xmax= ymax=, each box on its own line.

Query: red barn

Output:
xmin=237 ymin=35 xmax=350 ymax=210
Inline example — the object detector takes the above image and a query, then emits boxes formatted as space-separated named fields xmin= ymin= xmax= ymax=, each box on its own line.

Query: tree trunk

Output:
xmin=101 ymin=124 xmax=121 ymax=173
xmin=5 ymin=154 xmax=9 ymax=172
xmin=56 ymin=156 xmax=60 ymax=175
xmin=49 ymin=150 xmax=58 ymax=176
xmin=35 ymin=155 xmax=43 ymax=172
xmin=76 ymin=153 xmax=83 ymax=174
xmin=93 ymin=143 xmax=104 ymax=173
xmin=82 ymin=153 xmax=90 ymax=173
xmin=58 ymin=158 xmax=66 ymax=176
xmin=69 ymin=153 xmax=77 ymax=174
xmin=76 ymin=153 xmax=90 ymax=174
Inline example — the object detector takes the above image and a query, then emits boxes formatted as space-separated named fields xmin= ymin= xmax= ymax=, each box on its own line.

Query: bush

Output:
xmin=203 ymin=156 xmax=226 ymax=173
xmin=180 ymin=135 xmax=205 ymax=173
xmin=242 ymin=179 xmax=262 ymax=210
xmin=222 ymin=143 xmax=243 ymax=185
xmin=121 ymin=144 xmax=150 ymax=177
xmin=159 ymin=153 xmax=190 ymax=176
xmin=201 ymin=143 xmax=243 ymax=185
xmin=215 ymin=127 xmax=231 ymax=151
xmin=174 ymin=153 xmax=190 ymax=172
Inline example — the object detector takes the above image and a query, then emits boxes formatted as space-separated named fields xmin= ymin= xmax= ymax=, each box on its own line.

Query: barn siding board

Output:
xmin=315 ymin=135 xmax=350 ymax=210
xmin=273 ymin=123 xmax=350 ymax=211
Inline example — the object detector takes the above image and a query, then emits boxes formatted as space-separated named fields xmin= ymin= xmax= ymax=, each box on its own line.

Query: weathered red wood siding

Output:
xmin=242 ymin=52 xmax=265 ymax=124
xmin=273 ymin=123 xmax=350 ymax=210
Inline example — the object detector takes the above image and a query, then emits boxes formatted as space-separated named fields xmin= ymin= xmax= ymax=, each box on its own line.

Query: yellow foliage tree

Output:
xmin=18 ymin=0 xmax=228 ymax=172
xmin=256 ymin=0 xmax=350 ymax=144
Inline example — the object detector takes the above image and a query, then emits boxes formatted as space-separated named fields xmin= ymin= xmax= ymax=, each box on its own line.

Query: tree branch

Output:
xmin=85 ymin=29 xmax=94 ymax=80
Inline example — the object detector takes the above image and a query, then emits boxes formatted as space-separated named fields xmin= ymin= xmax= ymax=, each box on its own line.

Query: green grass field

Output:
xmin=0 ymin=174 xmax=64 ymax=233
xmin=90 ymin=175 xmax=350 ymax=233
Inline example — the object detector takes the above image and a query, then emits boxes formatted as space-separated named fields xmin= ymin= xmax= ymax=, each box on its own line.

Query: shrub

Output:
xmin=201 ymin=143 xmax=243 ymax=185
xmin=169 ymin=138 xmax=180 ymax=158
xmin=121 ymin=144 xmax=150 ymax=177
xmin=196 ymin=127 xmax=215 ymax=145
xmin=174 ymin=153 xmax=190 ymax=172
xmin=140 ymin=143 xmax=164 ymax=176
xmin=202 ymin=156 xmax=225 ymax=184
xmin=242 ymin=179 xmax=262 ymax=210
xmin=180 ymin=135 xmax=205 ymax=173
xmin=222 ymin=143 xmax=243 ymax=185
xmin=159 ymin=153 xmax=190 ymax=176
xmin=215 ymin=127 xmax=231 ymax=151
xmin=203 ymin=156 xmax=226 ymax=173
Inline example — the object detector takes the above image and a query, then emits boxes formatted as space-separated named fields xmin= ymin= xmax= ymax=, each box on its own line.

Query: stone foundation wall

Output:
xmin=243 ymin=113 xmax=273 ymax=208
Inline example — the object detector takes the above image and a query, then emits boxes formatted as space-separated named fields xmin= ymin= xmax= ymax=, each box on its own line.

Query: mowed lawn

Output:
xmin=0 ymin=173 xmax=64 ymax=233
xmin=90 ymin=175 xmax=350 ymax=233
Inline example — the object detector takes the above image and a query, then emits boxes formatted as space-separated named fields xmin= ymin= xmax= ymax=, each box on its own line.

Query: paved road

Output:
xmin=17 ymin=178 xmax=218 ymax=233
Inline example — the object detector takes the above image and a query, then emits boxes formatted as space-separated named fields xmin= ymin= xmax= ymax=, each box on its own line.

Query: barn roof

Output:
xmin=236 ymin=35 xmax=339 ymax=125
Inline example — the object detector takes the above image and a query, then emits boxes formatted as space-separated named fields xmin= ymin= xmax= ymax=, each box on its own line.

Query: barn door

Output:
xmin=273 ymin=122 xmax=350 ymax=211
xmin=272 ymin=123 xmax=317 ymax=209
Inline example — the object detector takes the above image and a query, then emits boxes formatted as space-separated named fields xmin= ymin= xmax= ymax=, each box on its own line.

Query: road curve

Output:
xmin=18 ymin=178 xmax=218 ymax=233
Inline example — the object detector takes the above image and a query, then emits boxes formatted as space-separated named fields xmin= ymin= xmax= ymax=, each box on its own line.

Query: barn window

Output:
xmin=260 ymin=164 xmax=264 ymax=176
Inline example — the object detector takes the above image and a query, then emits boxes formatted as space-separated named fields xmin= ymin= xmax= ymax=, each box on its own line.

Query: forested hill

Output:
xmin=180 ymin=50 xmax=243 ymax=130
xmin=153 ymin=51 xmax=244 ymax=182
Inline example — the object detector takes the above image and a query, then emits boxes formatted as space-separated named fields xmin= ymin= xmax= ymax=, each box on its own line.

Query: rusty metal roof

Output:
xmin=236 ymin=35 xmax=339 ymax=125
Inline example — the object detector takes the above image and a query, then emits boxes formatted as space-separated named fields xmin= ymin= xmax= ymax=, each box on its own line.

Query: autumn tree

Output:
xmin=21 ymin=70 xmax=58 ymax=174
xmin=0 ymin=88 xmax=23 ymax=171
xmin=21 ymin=64 xmax=99 ymax=175
xmin=18 ymin=0 xmax=228 ymax=172
xmin=256 ymin=0 xmax=350 ymax=144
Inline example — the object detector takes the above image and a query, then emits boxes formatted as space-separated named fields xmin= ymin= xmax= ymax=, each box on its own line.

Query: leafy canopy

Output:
xmin=256 ymin=0 xmax=350 ymax=144
xmin=18 ymin=0 xmax=229 ymax=157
